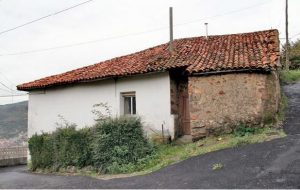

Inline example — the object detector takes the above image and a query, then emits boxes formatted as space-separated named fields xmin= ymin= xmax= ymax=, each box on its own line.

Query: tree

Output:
xmin=281 ymin=39 xmax=300 ymax=70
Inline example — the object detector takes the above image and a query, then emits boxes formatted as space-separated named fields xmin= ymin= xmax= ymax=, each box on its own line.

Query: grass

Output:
xmin=38 ymin=127 xmax=286 ymax=179
xmin=278 ymin=92 xmax=288 ymax=122
xmin=279 ymin=70 xmax=300 ymax=84
xmin=132 ymin=128 xmax=285 ymax=175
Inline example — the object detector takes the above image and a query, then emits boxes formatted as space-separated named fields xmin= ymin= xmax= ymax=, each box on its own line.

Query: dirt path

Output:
xmin=0 ymin=82 xmax=300 ymax=189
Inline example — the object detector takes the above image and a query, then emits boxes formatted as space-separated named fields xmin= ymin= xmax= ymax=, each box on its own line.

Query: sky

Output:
xmin=0 ymin=0 xmax=300 ymax=105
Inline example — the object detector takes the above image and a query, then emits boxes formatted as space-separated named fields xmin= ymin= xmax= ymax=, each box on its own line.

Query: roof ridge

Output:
xmin=173 ymin=29 xmax=278 ymax=41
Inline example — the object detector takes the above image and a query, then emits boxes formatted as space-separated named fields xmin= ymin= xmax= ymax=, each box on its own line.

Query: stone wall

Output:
xmin=0 ymin=146 xmax=27 ymax=167
xmin=188 ymin=72 xmax=280 ymax=141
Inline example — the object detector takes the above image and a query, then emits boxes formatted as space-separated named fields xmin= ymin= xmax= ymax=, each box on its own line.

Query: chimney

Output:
xmin=169 ymin=7 xmax=173 ymax=53
xmin=204 ymin=23 xmax=208 ymax=39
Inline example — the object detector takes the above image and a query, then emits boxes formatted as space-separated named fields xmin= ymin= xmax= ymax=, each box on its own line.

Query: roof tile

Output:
xmin=17 ymin=29 xmax=280 ymax=91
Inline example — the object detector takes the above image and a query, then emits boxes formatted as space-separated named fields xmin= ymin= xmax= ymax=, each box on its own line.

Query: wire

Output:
xmin=0 ymin=71 xmax=16 ymax=86
xmin=0 ymin=87 xmax=13 ymax=93
xmin=0 ymin=0 xmax=93 ymax=36
xmin=0 ymin=93 xmax=28 ymax=97
xmin=280 ymin=32 xmax=300 ymax=40
xmin=0 ymin=26 xmax=167 ymax=56
xmin=0 ymin=0 xmax=274 ymax=56
xmin=0 ymin=81 xmax=18 ymax=92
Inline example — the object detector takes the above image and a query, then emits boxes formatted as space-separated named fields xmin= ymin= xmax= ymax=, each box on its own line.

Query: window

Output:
xmin=122 ymin=92 xmax=136 ymax=115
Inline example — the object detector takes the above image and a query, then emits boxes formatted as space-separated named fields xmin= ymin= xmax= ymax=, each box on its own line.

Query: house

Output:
xmin=17 ymin=29 xmax=281 ymax=141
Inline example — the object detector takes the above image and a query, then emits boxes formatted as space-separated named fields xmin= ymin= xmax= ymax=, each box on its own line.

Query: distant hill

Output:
xmin=0 ymin=101 xmax=28 ymax=139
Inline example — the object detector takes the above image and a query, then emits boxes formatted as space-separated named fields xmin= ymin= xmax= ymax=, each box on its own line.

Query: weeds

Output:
xmin=279 ymin=70 xmax=300 ymax=84
xmin=233 ymin=124 xmax=258 ymax=137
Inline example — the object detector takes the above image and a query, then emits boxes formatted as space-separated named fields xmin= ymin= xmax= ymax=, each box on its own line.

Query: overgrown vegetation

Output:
xmin=30 ymin=126 xmax=285 ymax=177
xmin=29 ymin=114 xmax=154 ymax=174
xmin=233 ymin=124 xmax=257 ymax=137
xmin=279 ymin=70 xmax=300 ymax=84
xmin=28 ymin=117 xmax=93 ymax=171
xmin=92 ymin=117 xmax=154 ymax=174
xmin=28 ymin=133 xmax=53 ymax=170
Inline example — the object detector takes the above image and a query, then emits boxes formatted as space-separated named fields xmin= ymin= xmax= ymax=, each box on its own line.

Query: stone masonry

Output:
xmin=188 ymin=72 xmax=280 ymax=141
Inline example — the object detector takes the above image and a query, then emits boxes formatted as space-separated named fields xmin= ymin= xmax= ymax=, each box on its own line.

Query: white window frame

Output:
xmin=121 ymin=92 xmax=136 ymax=115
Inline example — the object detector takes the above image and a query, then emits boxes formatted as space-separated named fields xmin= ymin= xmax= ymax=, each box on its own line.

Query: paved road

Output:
xmin=1 ymin=83 xmax=300 ymax=189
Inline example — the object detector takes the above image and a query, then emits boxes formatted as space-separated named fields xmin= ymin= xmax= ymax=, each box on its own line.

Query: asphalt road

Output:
xmin=1 ymin=82 xmax=300 ymax=189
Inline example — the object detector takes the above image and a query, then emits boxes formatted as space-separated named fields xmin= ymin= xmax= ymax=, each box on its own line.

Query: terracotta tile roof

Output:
xmin=17 ymin=29 xmax=280 ymax=91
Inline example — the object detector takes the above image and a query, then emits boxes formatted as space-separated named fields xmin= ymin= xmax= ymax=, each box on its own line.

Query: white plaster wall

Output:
xmin=28 ymin=72 xmax=175 ymax=139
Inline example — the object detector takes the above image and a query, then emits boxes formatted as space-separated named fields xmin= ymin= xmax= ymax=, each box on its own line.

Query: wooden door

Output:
xmin=179 ymin=94 xmax=191 ymax=135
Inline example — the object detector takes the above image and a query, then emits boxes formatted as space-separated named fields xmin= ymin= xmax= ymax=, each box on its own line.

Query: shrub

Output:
xmin=28 ymin=116 xmax=154 ymax=174
xmin=51 ymin=126 xmax=93 ymax=169
xmin=28 ymin=133 xmax=53 ymax=171
xmin=28 ymin=127 xmax=93 ymax=171
xmin=233 ymin=124 xmax=257 ymax=137
xmin=92 ymin=117 xmax=154 ymax=173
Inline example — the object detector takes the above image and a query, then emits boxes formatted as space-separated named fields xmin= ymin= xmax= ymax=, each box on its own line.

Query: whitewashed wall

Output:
xmin=28 ymin=72 xmax=175 ymax=139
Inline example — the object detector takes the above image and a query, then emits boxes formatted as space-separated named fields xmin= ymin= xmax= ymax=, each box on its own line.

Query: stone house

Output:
xmin=17 ymin=29 xmax=280 ymax=141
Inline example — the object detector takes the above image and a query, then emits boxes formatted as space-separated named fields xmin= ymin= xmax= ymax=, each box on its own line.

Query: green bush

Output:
xmin=28 ymin=116 xmax=154 ymax=174
xmin=51 ymin=126 xmax=92 ymax=169
xmin=92 ymin=117 xmax=154 ymax=173
xmin=28 ymin=133 xmax=53 ymax=170
xmin=28 ymin=127 xmax=93 ymax=171
xmin=233 ymin=124 xmax=257 ymax=137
